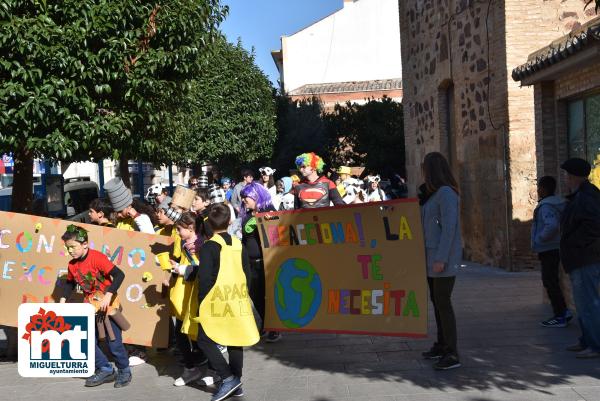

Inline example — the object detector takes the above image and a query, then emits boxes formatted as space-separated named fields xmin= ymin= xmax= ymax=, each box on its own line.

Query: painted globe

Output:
xmin=274 ymin=258 xmax=322 ymax=328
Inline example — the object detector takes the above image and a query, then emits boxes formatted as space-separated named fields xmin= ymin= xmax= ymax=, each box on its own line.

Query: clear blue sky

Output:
xmin=220 ymin=0 xmax=342 ymax=88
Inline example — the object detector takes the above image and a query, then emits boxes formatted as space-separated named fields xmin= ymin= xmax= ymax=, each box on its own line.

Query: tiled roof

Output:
xmin=512 ymin=17 xmax=600 ymax=82
xmin=288 ymin=78 xmax=403 ymax=96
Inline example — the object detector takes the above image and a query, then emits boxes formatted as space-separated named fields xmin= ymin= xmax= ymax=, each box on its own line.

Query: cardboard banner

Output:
xmin=0 ymin=212 xmax=173 ymax=347
xmin=258 ymin=199 xmax=427 ymax=337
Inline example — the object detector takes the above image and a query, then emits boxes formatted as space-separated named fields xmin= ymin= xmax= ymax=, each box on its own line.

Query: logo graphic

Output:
xmin=274 ymin=258 xmax=322 ymax=328
xmin=18 ymin=303 xmax=95 ymax=377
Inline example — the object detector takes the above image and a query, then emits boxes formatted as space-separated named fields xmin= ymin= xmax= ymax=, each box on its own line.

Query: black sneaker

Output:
xmin=85 ymin=368 xmax=116 ymax=387
xmin=265 ymin=331 xmax=282 ymax=343
xmin=114 ymin=369 xmax=132 ymax=388
xmin=433 ymin=354 xmax=461 ymax=370
xmin=421 ymin=345 xmax=444 ymax=360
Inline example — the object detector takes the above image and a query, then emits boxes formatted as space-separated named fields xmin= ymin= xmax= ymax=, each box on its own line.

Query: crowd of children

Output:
xmin=65 ymin=153 xmax=397 ymax=400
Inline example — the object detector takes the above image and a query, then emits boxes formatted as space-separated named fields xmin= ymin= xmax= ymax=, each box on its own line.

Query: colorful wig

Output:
xmin=240 ymin=182 xmax=273 ymax=217
xmin=295 ymin=152 xmax=325 ymax=173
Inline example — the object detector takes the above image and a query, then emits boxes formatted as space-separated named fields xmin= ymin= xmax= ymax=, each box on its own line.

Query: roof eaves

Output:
xmin=512 ymin=19 xmax=600 ymax=82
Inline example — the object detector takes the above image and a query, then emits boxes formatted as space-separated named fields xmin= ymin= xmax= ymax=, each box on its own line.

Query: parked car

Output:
xmin=64 ymin=177 xmax=98 ymax=223
xmin=0 ymin=176 xmax=98 ymax=221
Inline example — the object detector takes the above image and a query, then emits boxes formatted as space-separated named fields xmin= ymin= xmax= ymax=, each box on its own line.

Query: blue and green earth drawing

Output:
xmin=274 ymin=258 xmax=322 ymax=328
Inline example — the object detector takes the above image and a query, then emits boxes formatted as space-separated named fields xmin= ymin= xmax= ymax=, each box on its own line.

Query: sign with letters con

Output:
xmin=0 ymin=211 xmax=173 ymax=347
xmin=258 ymin=199 xmax=428 ymax=337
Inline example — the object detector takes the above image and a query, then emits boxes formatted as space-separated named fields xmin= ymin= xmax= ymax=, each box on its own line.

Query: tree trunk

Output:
xmin=119 ymin=154 xmax=131 ymax=188
xmin=11 ymin=148 xmax=34 ymax=214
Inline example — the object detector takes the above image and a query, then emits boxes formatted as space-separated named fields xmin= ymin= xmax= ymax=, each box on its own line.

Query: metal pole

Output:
xmin=97 ymin=160 xmax=105 ymax=197
xmin=168 ymin=164 xmax=174 ymax=196
xmin=137 ymin=160 xmax=144 ymax=198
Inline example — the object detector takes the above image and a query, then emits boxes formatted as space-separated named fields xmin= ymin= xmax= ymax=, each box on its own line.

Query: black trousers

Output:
xmin=175 ymin=318 xmax=202 ymax=369
xmin=539 ymin=249 xmax=567 ymax=317
xmin=249 ymin=259 xmax=265 ymax=331
xmin=196 ymin=324 xmax=243 ymax=379
xmin=427 ymin=276 xmax=458 ymax=357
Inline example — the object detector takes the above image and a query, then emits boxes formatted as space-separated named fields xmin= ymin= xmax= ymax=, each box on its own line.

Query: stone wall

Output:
xmin=399 ymin=0 xmax=596 ymax=269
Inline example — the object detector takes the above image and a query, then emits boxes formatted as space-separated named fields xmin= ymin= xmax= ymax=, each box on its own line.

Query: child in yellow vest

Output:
xmin=167 ymin=212 xmax=210 ymax=386
xmin=195 ymin=203 xmax=259 ymax=401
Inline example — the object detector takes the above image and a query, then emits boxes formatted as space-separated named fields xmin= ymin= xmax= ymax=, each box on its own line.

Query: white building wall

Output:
xmin=281 ymin=0 xmax=402 ymax=93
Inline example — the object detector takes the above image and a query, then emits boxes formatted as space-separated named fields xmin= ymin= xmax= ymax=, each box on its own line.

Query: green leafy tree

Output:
xmin=325 ymin=97 xmax=405 ymax=177
xmin=272 ymin=96 xmax=330 ymax=175
xmin=0 ymin=0 xmax=226 ymax=212
xmin=167 ymin=37 xmax=277 ymax=175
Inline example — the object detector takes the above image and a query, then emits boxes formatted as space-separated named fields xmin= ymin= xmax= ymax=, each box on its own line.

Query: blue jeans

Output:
xmin=570 ymin=264 xmax=600 ymax=352
xmin=95 ymin=316 xmax=130 ymax=371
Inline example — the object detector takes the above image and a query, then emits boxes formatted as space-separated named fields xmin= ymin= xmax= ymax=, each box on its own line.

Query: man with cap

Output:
xmin=336 ymin=166 xmax=352 ymax=197
xmin=221 ymin=177 xmax=233 ymax=202
xmin=560 ymin=158 xmax=600 ymax=359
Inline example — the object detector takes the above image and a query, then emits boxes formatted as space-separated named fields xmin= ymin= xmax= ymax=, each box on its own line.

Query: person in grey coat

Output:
xmin=418 ymin=152 xmax=462 ymax=370
xmin=530 ymin=176 xmax=570 ymax=327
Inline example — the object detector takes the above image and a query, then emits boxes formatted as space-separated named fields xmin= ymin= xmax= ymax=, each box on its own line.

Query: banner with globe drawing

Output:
xmin=257 ymin=199 xmax=428 ymax=337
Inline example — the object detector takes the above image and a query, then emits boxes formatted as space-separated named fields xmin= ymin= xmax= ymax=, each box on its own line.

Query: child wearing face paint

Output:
xmin=59 ymin=225 xmax=131 ymax=388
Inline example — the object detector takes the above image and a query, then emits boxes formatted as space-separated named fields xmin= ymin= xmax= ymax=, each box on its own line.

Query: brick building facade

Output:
xmin=513 ymin=18 xmax=600 ymax=195
xmin=398 ymin=0 xmax=597 ymax=270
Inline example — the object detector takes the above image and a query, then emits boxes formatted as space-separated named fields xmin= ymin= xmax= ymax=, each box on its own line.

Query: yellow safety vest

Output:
xmin=116 ymin=217 xmax=136 ymax=231
xmin=169 ymin=238 xmax=197 ymax=321
xmin=194 ymin=234 xmax=259 ymax=347
xmin=155 ymin=225 xmax=181 ymax=271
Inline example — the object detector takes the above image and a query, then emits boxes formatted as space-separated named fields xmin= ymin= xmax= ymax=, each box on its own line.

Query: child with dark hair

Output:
xmin=59 ymin=225 xmax=131 ymax=388
xmin=169 ymin=212 xmax=208 ymax=387
xmin=531 ymin=176 xmax=571 ymax=327
xmin=192 ymin=188 xmax=213 ymax=243
xmin=195 ymin=203 xmax=258 ymax=401
xmin=230 ymin=169 xmax=254 ymax=215
xmin=88 ymin=198 xmax=115 ymax=227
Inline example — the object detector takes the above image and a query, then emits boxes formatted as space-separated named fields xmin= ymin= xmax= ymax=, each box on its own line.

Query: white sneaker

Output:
xmin=128 ymin=356 xmax=146 ymax=366
xmin=199 ymin=375 xmax=215 ymax=386
xmin=173 ymin=367 xmax=202 ymax=386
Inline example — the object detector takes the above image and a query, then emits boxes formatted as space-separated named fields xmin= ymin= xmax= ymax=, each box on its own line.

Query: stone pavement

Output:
xmin=1 ymin=263 xmax=599 ymax=401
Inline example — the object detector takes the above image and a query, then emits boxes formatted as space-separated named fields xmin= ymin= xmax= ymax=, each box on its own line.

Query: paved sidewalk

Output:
xmin=1 ymin=263 xmax=599 ymax=401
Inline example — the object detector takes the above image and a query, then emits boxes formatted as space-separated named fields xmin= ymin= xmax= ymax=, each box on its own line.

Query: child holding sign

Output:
xmin=196 ymin=204 xmax=259 ymax=401
xmin=59 ymin=224 xmax=131 ymax=388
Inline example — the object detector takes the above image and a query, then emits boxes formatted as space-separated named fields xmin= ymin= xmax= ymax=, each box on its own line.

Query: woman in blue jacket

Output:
xmin=419 ymin=152 xmax=462 ymax=370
